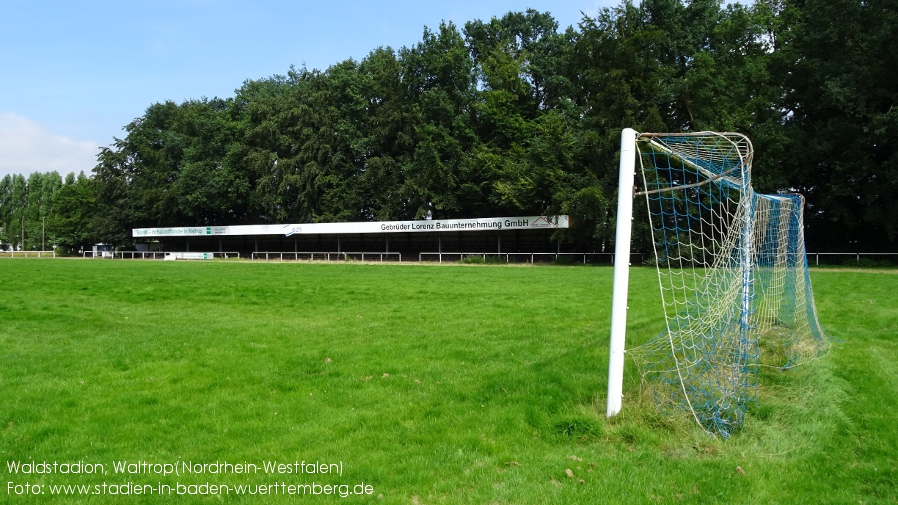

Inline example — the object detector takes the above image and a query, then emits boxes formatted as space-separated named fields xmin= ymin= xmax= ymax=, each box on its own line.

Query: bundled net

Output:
xmin=628 ymin=132 xmax=829 ymax=438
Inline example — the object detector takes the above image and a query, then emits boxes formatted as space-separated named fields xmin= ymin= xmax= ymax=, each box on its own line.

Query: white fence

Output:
xmin=251 ymin=251 xmax=402 ymax=262
xmin=0 ymin=250 xmax=56 ymax=258
xmin=19 ymin=249 xmax=897 ymax=265
xmin=418 ymin=252 xmax=618 ymax=264
xmin=809 ymin=252 xmax=898 ymax=265
xmin=82 ymin=251 xmax=240 ymax=260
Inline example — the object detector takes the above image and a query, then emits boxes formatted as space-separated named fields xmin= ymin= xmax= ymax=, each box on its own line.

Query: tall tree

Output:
xmin=2 ymin=175 xmax=29 ymax=249
xmin=776 ymin=0 xmax=898 ymax=250
xmin=24 ymin=171 xmax=62 ymax=250
xmin=237 ymin=68 xmax=331 ymax=223
xmin=313 ymin=58 xmax=377 ymax=222
xmin=0 ymin=175 xmax=14 ymax=248
xmin=172 ymin=97 xmax=250 ymax=225
xmin=94 ymin=97 xmax=250 ymax=243
xmin=400 ymin=22 xmax=478 ymax=218
xmin=48 ymin=172 xmax=99 ymax=253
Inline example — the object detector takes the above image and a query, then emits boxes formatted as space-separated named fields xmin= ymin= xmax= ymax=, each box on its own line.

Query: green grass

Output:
xmin=0 ymin=260 xmax=895 ymax=504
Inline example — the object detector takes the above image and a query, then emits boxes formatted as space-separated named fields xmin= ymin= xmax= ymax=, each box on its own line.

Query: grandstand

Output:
xmin=128 ymin=215 xmax=609 ymax=263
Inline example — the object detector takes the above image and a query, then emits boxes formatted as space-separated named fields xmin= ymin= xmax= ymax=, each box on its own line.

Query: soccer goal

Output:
xmin=606 ymin=128 xmax=829 ymax=438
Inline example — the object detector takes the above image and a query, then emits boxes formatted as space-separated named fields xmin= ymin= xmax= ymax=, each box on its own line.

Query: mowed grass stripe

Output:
xmin=1 ymin=260 xmax=895 ymax=504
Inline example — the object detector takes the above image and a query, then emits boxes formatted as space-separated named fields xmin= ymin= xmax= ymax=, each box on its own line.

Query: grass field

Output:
xmin=1 ymin=259 xmax=895 ymax=504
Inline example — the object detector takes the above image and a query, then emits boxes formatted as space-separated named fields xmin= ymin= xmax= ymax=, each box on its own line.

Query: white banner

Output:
xmin=133 ymin=215 xmax=568 ymax=238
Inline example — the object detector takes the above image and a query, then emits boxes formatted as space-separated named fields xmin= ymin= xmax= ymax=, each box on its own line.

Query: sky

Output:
xmin=0 ymin=0 xmax=616 ymax=179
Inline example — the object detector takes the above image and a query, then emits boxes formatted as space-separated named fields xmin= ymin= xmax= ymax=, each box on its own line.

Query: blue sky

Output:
xmin=0 ymin=0 xmax=615 ymax=179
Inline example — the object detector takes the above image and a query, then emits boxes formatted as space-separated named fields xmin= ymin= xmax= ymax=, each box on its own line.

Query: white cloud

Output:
xmin=0 ymin=113 xmax=101 ymax=178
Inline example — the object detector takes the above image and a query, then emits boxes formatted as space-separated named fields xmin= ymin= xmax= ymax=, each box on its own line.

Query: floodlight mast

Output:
xmin=607 ymin=128 xmax=637 ymax=417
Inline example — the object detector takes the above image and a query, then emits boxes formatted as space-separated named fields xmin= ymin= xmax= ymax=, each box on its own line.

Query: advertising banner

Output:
xmin=133 ymin=216 xmax=569 ymax=238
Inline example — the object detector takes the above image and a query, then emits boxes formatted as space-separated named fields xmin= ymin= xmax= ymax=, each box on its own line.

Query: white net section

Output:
xmin=628 ymin=132 xmax=829 ymax=438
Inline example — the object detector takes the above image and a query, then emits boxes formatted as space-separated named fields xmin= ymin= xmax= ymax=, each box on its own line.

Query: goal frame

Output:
xmin=606 ymin=128 xmax=755 ymax=418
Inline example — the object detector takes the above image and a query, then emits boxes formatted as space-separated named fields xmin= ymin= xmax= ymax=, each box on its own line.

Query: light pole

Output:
xmin=42 ymin=217 xmax=45 ymax=251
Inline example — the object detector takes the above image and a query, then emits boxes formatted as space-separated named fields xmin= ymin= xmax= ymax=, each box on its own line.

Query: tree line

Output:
xmin=2 ymin=0 xmax=896 ymax=254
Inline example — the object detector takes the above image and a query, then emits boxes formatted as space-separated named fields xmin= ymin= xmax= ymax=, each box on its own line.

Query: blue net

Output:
xmin=628 ymin=132 xmax=829 ymax=438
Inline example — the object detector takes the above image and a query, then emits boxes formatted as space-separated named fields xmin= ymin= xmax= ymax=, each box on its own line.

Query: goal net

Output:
xmin=621 ymin=131 xmax=829 ymax=438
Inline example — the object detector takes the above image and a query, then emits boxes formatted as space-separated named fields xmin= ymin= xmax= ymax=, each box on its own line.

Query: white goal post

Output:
xmin=606 ymin=128 xmax=637 ymax=417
